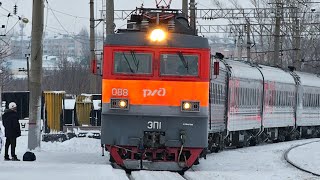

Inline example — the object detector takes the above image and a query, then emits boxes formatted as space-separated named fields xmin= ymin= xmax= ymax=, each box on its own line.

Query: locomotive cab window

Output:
xmin=113 ymin=52 xmax=152 ymax=74
xmin=160 ymin=53 xmax=199 ymax=76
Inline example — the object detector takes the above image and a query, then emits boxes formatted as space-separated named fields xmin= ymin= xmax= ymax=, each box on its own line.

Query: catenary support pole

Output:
xmin=182 ymin=0 xmax=188 ymax=18
xmin=106 ymin=0 xmax=114 ymax=35
xmin=28 ymin=0 xmax=44 ymax=150
xmin=189 ymin=0 xmax=196 ymax=35
xmin=246 ymin=19 xmax=251 ymax=62
xmin=90 ymin=0 xmax=97 ymax=91
xmin=273 ymin=0 xmax=282 ymax=67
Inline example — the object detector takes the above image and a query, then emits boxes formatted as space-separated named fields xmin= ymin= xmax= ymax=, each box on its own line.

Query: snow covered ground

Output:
xmin=287 ymin=140 xmax=320 ymax=176
xmin=185 ymin=139 xmax=320 ymax=180
xmin=0 ymin=133 xmax=128 ymax=180
xmin=1 ymin=125 xmax=319 ymax=180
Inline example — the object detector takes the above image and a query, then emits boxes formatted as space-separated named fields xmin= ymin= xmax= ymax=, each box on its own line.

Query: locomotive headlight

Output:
xmin=150 ymin=29 xmax=166 ymax=42
xmin=181 ymin=101 xmax=200 ymax=112
xmin=183 ymin=102 xmax=192 ymax=110
xmin=119 ymin=100 xmax=127 ymax=108
xmin=110 ymin=98 xmax=129 ymax=110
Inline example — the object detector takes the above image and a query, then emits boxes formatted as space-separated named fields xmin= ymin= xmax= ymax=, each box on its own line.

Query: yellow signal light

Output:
xmin=150 ymin=29 xmax=166 ymax=42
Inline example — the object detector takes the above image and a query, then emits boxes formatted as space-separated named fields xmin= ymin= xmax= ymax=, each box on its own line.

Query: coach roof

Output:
xmin=258 ymin=65 xmax=295 ymax=84
xmin=296 ymin=71 xmax=320 ymax=88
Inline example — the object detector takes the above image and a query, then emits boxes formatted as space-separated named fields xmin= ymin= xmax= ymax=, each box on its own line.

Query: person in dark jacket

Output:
xmin=2 ymin=102 xmax=21 ymax=161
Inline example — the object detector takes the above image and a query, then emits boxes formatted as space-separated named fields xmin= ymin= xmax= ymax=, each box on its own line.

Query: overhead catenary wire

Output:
xmin=46 ymin=0 xmax=103 ymax=45
xmin=49 ymin=8 xmax=89 ymax=20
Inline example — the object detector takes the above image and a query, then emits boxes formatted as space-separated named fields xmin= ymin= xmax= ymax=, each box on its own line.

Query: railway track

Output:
xmin=127 ymin=171 xmax=187 ymax=180
xmin=284 ymin=140 xmax=320 ymax=177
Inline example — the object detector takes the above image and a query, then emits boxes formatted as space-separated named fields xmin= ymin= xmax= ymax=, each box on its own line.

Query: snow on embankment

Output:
xmin=287 ymin=140 xmax=320 ymax=175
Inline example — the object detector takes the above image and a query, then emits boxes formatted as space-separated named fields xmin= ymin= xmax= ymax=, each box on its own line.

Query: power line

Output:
xmin=49 ymin=8 xmax=89 ymax=20
xmin=46 ymin=1 xmax=69 ymax=35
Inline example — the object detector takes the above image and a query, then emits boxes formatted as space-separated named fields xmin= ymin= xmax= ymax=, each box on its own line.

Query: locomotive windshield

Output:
xmin=160 ymin=53 xmax=199 ymax=76
xmin=114 ymin=52 xmax=152 ymax=74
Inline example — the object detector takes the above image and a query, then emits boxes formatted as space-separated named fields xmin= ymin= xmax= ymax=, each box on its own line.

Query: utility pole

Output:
xmin=90 ymin=0 xmax=97 ymax=92
xmin=246 ymin=19 xmax=251 ymax=62
xmin=25 ymin=53 xmax=30 ymax=91
xmin=182 ymin=0 xmax=188 ymax=18
xmin=237 ymin=33 xmax=243 ymax=60
xmin=106 ymin=0 xmax=114 ymax=35
xmin=273 ymin=0 xmax=282 ymax=67
xmin=28 ymin=0 xmax=44 ymax=150
xmin=0 ymin=70 xmax=2 ymax=122
xmin=189 ymin=0 xmax=196 ymax=35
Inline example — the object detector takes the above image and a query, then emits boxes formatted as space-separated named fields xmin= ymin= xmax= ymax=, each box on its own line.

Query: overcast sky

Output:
xmin=1 ymin=0 xmax=319 ymax=38
xmin=0 ymin=0 xmax=216 ymax=36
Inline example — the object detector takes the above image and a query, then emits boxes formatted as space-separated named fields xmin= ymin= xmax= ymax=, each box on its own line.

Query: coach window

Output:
xmin=272 ymin=90 xmax=276 ymax=106
xmin=284 ymin=92 xmax=287 ymax=106
xmin=283 ymin=91 xmax=286 ymax=106
xmin=278 ymin=91 xmax=281 ymax=106
xmin=217 ymin=84 xmax=220 ymax=104
xmin=214 ymin=84 xmax=217 ymax=104
xmin=240 ymin=88 xmax=243 ymax=106
xmin=313 ymin=94 xmax=316 ymax=107
xmin=245 ymin=88 xmax=247 ymax=106
xmin=248 ymin=89 xmax=251 ymax=106
xmin=237 ymin=87 xmax=241 ymax=106
xmin=114 ymin=52 xmax=152 ymax=74
xmin=309 ymin=94 xmax=312 ymax=107
xmin=255 ymin=89 xmax=259 ymax=106
xmin=235 ymin=87 xmax=239 ymax=107
xmin=312 ymin=94 xmax=315 ymax=107
xmin=308 ymin=93 xmax=311 ymax=107
xmin=305 ymin=93 xmax=308 ymax=107
xmin=220 ymin=85 xmax=223 ymax=104
xmin=160 ymin=54 xmax=199 ymax=76
xmin=279 ymin=91 xmax=282 ymax=106
xmin=270 ymin=90 xmax=274 ymax=106
xmin=243 ymin=88 xmax=246 ymax=106
xmin=249 ymin=88 xmax=252 ymax=106
xmin=304 ymin=93 xmax=307 ymax=107
xmin=242 ymin=88 xmax=245 ymax=106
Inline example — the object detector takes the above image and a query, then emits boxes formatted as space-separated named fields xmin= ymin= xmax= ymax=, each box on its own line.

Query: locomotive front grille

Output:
xmin=143 ymin=131 xmax=165 ymax=148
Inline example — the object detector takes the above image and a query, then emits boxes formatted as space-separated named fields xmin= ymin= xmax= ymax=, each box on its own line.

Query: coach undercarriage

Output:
xmin=208 ymin=125 xmax=320 ymax=154
xmin=300 ymin=126 xmax=320 ymax=138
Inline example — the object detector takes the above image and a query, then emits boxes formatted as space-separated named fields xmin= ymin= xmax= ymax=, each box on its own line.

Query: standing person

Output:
xmin=2 ymin=102 xmax=21 ymax=161
xmin=0 ymin=125 xmax=3 ymax=155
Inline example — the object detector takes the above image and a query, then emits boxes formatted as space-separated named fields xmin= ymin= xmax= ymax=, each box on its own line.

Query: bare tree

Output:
xmin=211 ymin=0 xmax=320 ymax=71
xmin=0 ymin=35 xmax=15 ymax=91
xmin=77 ymin=27 xmax=90 ymax=66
